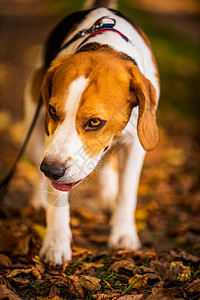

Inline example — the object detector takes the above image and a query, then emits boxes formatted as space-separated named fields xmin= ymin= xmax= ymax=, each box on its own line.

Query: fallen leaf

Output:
xmin=118 ymin=295 xmax=144 ymax=300
xmin=33 ymin=224 xmax=46 ymax=240
xmin=186 ymin=278 xmax=200 ymax=292
xmin=65 ymin=275 xmax=84 ymax=299
xmin=76 ymin=207 xmax=105 ymax=224
xmin=65 ymin=275 xmax=101 ymax=299
xmin=145 ymin=286 xmax=174 ymax=300
xmin=9 ymin=121 xmax=23 ymax=143
xmin=128 ymin=274 xmax=148 ymax=289
xmin=10 ymin=277 xmax=29 ymax=285
xmin=114 ymin=249 xmax=142 ymax=259
xmin=49 ymin=285 xmax=60 ymax=297
xmin=13 ymin=234 xmax=31 ymax=256
xmin=93 ymin=293 xmax=120 ymax=300
xmin=136 ymin=221 xmax=147 ymax=232
xmin=70 ymin=217 xmax=80 ymax=227
xmin=0 ymin=253 xmax=12 ymax=267
xmin=37 ymin=297 xmax=64 ymax=300
xmin=0 ymin=276 xmax=15 ymax=291
xmin=140 ymin=249 xmax=158 ymax=261
xmin=89 ymin=235 xmax=107 ymax=244
xmin=170 ymin=250 xmax=200 ymax=263
xmin=6 ymin=267 xmax=40 ymax=279
xmin=109 ymin=260 xmax=135 ymax=275
xmin=170 ymin=261 xmax=191 ymax=282
xmin=148 ymin=260 xmax=182 ymax=282
xmin=31 ymin=266 xmax=42 ymax=279
xmin=0 ymin=285 xmax=22 ymax=300
xmin=0 ymin=110 xmax=11 ymax=130
xmin=74 ymin=262 xmax=103 ymax=275
xmin=79 ymin=275 xmax=101 ymax=291
xmin=138 ymin=184 xmax=150 ymax=196
xmin=35 ymin=263 xmax=45 ymax=274
xmin=135 ymin=207 xmax=149 ymax=221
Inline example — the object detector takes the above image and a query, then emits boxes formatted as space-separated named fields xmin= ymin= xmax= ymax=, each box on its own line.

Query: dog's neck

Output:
xmin=76 ymin=42 xmax=137 ymax=66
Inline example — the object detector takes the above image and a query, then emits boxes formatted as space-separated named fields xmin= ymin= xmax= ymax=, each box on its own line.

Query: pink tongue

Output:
xmin=51 ymin=181 xmax=75 ymax=192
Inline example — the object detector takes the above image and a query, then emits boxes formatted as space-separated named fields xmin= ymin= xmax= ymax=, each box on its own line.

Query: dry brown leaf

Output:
xmin=37 ymin=297 xmax=64 ymax=300
xmin=49 ymin=285 xmax=61 ymax=298
xmin=79 ymin=275 xmax=101 ymax=291
xmin=128 ymin=274 xmax=148 ymax=289
xmin=35 ymin=263 xmax=45 ymax=274
xmin=72 ymin=245 xmax=92 ymax=260
xmin=186 ymin=278 xmax=200 ymax=292
xmin=65 ymin=275 xmax=101 ymax=299
xmin=76 ymin=207 xmax=104 ymax=224
xmin=31 ymin=266 xmax=42 ymax=279
xmin=74 ymin=262 xmax=103 ymax=275
xmin=10 ymin=277 xmax=29 ymax=285
xmin=13 ymin=234 xmax=31 ymax=256
xmin=70 ymin=217 xmax=80 ymax=227
xmin=140 ymin=249 xmax=158 ymax=261
xmin=170 ymin=261 xmax=191 ymax=282
xmin=33 ymin=224 xmax=46 ymax=240
xmin=170 ymin=250 xmax=200 ymax=263
xmin=109 ymin=260 xmax=135 ymax=274
xmin=135 ymin=207 xmax=149 ymax=221
xmin=0 ymin=253 xmax=12 ymax=267
xmin=118 ymin=295 xmax=144 ymax=300
xmin=0 ymin=285 xmax=22 ymax=300
xmin=114 ymin=249 xmax=142 ymax=259
xmin=93 ymin=293 xmax=120 ymax=300
xmin=65 ymin=275 xmax=84 ymax=299
xmin=89 ymin=235 xmax=107 ymax=243
xmin=0 ymin=276 xmax=15 ymax=292
xmin=145 ymin=286 xmax=174 ymax=300
xmin=6 ymin=267 xmax=34 ymax=278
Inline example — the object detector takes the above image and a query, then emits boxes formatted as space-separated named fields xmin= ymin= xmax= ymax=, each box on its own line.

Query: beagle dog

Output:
xmin=24 ymin=0 xmax=159 ymax=265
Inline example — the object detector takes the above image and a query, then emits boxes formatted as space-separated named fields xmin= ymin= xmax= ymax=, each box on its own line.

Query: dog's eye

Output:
xmin=85 ymin=118 xmax=106 ymax=131
xmin=48 ymin=105 xmax=58 ymax=121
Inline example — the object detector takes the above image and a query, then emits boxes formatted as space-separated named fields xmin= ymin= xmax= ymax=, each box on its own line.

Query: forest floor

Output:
xmin=0 ymin=0 xmax=200 ymax=299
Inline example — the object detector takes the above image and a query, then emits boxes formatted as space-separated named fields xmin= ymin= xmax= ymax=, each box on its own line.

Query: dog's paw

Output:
xmin=109 ymin=223 xmax=141 ymax=250
xmin=39 ymin=231 xmax=72 ymax=265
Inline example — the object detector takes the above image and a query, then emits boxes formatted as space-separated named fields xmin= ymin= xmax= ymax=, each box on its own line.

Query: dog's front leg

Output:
xmin=39 ymin=181 xmax=72 ymax=265
xmin=109 ymin=135 xmax=145 ymax=250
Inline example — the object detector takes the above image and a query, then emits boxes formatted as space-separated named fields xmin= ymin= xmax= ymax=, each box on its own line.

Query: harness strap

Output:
xmin=76 ymin=23 xmax=130 ymax=50
xmin=60 ymin=16 xmax=131 ymax=53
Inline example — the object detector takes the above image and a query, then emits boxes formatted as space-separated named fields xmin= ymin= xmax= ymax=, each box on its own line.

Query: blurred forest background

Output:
xmin=0 ymin=0 xmax=200 ymax=299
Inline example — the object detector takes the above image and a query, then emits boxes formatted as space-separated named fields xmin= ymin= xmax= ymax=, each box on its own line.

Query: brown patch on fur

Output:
xmin=42 ymin=51 xmax=158 ymax=154
xmin=75 ymin=52 xmax=137 ymax=157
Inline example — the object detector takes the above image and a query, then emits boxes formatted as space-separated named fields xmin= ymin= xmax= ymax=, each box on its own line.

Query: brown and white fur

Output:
xmin=24 ymin=0 xmax=160 ymax=265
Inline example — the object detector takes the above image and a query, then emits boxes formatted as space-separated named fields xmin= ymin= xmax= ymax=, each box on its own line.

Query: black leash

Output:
xmin=0 ymin=95 xmax=43 ymax=202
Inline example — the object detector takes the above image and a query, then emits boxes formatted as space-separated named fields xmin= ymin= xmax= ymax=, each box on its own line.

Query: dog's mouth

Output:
xmin=51 ymin=180 xmax=82 ymax=192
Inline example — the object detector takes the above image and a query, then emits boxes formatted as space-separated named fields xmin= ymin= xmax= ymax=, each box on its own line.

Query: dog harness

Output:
xmin=60 ymin=16 xmax=132 ymax=52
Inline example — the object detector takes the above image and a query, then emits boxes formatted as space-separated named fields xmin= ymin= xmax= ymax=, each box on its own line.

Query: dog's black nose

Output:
xmin=40 ymin=159 xmax=66 ymax=181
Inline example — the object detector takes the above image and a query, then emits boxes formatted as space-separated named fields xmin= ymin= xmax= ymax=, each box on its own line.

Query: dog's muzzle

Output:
xmin=40 ymin=159 xmax=66 ymax=181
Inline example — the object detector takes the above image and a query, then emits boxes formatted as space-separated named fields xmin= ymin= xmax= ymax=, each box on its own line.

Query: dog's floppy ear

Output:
xmin=42 ymin=55 xmax=72 ymax=105
xmin=130 ymin=65 xmax=159 ymax=151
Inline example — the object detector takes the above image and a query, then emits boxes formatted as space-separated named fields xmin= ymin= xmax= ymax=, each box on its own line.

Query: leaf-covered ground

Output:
xmin=0 ymin=0 xmax=200 ymax=299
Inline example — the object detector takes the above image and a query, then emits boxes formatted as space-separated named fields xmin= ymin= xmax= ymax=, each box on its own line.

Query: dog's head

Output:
xmin=40 ymin=52 xmax=159 ymax=191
